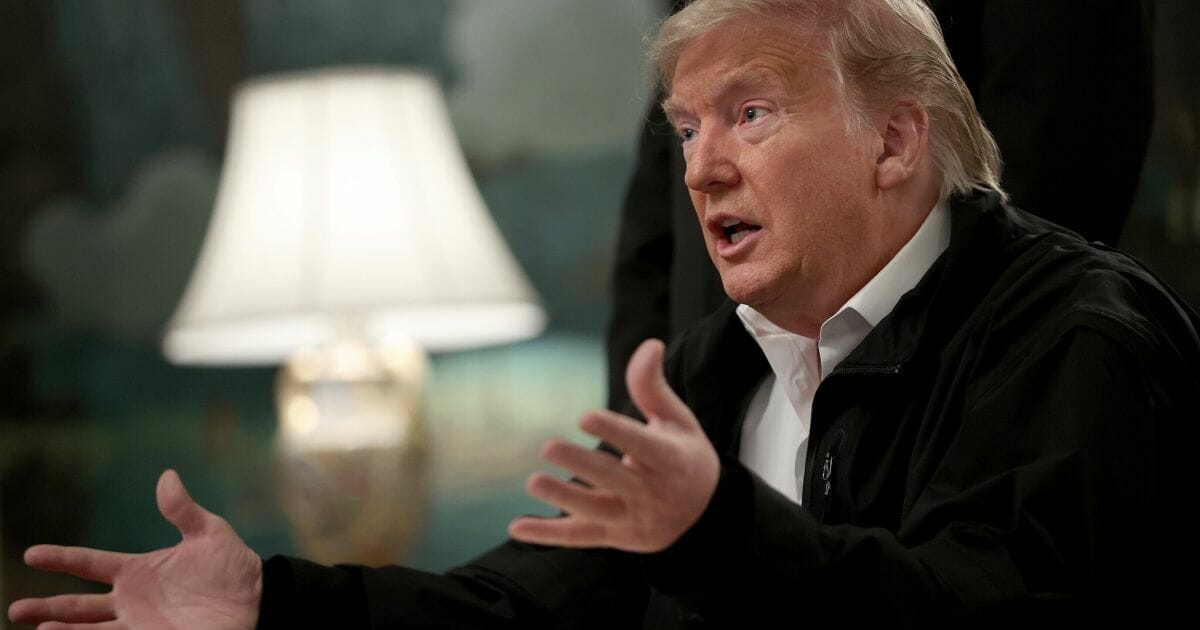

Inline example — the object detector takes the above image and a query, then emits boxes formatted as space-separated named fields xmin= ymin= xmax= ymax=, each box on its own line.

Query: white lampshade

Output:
xmin=164 ymin=67 xmax=545 ymax=364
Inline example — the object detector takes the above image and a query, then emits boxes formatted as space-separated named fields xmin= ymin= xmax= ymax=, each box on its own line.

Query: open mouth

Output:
xmin=722 ymin=218 xmax=762 ymax=245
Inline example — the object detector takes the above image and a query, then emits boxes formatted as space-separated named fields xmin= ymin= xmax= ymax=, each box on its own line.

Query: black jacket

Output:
xmin=259 ymin=193 xmax=1199 ymax=628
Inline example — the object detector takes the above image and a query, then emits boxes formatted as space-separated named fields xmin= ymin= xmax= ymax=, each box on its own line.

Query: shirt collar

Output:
xmin=840 ymin=200 xmax=950 ymax=328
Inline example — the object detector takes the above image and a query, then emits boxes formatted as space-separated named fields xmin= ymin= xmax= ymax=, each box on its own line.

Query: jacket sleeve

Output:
xmin=257 ymin=540 xmax=648 ymax=629
xmin=644 ymin=324 xmax=1191 ymax=626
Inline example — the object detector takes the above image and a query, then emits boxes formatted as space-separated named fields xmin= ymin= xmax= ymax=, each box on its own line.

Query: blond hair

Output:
xmin=651 ymin=0 xmax=1005 ymax=200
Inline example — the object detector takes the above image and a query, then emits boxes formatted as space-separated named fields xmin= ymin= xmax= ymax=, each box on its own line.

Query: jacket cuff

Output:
xmin=256 ymin=556 xmax=296 ymax=629
xmin=643 ymin=456 xmax=753 ymax=594
xmin=256 ymin=555 xmax=370 ymax=629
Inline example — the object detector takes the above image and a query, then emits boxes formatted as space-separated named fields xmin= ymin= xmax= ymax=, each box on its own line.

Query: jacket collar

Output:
xmin=836 ymin=190 xmax=1024 ymax=372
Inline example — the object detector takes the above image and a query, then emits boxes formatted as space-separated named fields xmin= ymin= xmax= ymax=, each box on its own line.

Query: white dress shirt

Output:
xmin=736 ymin=201 xmax=951 ymax=504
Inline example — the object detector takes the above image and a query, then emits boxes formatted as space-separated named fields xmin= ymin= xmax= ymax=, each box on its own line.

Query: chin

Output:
xmin=719 ymin=272 xmax=770 ymax=308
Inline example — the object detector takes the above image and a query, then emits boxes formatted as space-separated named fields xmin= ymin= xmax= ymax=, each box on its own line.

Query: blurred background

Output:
xmin=1 ymin=0 xmax=1197 ymax=620
xmin=0 ymin=0 xmax=666 ymax=611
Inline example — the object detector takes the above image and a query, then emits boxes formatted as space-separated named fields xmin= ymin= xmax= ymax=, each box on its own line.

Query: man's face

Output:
xmin=664 ymin=17 xmax=889 ymax=335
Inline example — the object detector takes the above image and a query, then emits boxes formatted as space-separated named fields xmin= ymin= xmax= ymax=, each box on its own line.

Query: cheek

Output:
xmin=689 ymin=191 xmax=709 ymax=234
xmin=689 ymin=191 xmax=719 ymax=255
xmin=689 ymin=189 xmax=706 ymax=216
xmin=763 ymin=164 xmax=859 ymax=253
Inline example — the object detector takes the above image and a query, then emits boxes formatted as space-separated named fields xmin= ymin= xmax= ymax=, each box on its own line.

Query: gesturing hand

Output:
xmin=8 ymin=469 xmax=263 ymax=630
xmin=509 ymin=338 xmax=720 ymax=552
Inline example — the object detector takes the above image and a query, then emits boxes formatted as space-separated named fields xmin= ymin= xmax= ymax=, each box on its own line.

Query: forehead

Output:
xmin=663 ymin=17 xmax=826 ymax=119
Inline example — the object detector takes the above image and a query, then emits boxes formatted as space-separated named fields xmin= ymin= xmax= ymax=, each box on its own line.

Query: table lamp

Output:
xmin=163 ymin=67 xmax=545 ymax=564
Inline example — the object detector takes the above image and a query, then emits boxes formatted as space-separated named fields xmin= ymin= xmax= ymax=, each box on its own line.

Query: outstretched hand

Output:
xmin=509 ymin=338 xmax=720 ymax=552
xmin=8 ymin=469 xmax=263 ymax=630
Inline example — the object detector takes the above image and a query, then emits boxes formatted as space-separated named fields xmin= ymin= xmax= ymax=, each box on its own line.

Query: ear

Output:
xmin=874 ymin=101 xmax=929 ymax=191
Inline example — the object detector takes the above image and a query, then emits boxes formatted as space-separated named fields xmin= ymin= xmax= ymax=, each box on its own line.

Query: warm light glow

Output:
xmin=277 ymin=378 xmax=414 ymax=451
xmin=283 ymin=395 xmax=320 ymax=437
xmin=379 ymin=336 xmax=427 ymax=384
xmin=162 ymin=67 xmax=545 ymax=365
xmin=328 ymin=340 xmax=373 ymax=380
xmin=288 ymin=346 xmax=326 ymax=383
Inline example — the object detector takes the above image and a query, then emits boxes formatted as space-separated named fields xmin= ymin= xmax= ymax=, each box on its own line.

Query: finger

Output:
xmin=524 ymin=472 xmax=626 ymax=520
xmin=540 ymin=438 xmax=638 ymax=494
xmin=578 ymin=409 xmax=674 ymax=465
xmin=157 ymin=469 xmax=211 ymax=538
xmin=625 ymin=339 xmax=698 ymax=429
xmin=23 ymin=545 xmax=129 ymax=583
xmin=7 ymin=594 xmax=114 ymax=624
xmin=508 ymin=515 xmax=608 ymax=548
xmin=36 ymin=621 xmax=123 ymax=630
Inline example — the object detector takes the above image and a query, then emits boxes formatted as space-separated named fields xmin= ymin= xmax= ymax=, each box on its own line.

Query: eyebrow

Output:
xmin=661 ymin=65 xmax=787 ymax=127
xmin=661 ymin=99 xmax=688 ymax=126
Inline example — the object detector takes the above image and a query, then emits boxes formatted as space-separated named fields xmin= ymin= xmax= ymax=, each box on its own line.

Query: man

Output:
xmin=606 ymin=0 xmax=1155 ymax=413
xmin=11 ymin=0 xmax=1198 ymax=627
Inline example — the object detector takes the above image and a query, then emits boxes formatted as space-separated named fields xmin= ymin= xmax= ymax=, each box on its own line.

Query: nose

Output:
xmin=683 ymin=129 xmax=740 ymax=194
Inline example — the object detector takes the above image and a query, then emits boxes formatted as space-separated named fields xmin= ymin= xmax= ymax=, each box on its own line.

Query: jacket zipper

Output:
xmin=831 ymin=363 xmax=903 ymax=376
xmin=819 ymin=429 xmax=845 ymax=519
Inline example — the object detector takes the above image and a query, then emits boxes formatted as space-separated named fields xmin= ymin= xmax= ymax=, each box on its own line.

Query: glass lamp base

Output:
xmin=274 ymin=339 xmax=428 ymax=565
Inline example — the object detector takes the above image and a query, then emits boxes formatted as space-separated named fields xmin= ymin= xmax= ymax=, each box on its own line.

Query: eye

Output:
xmin=679 ymin=127 xmax=697 ymax=142
xmin=742 ymin=106 xmax=766 ymax=123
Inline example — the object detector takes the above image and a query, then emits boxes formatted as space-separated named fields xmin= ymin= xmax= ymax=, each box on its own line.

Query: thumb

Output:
xmin=626 ymin=339 xmax=696 ymax=428
xmin=156 ymin=469 xmax=211 ymax=538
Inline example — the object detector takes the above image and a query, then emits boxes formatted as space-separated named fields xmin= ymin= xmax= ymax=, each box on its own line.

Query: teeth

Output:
xmin=721 ymin=218 xmax=739 ymax=228
xmin=730 ymin=230 xmax=749 ymax=245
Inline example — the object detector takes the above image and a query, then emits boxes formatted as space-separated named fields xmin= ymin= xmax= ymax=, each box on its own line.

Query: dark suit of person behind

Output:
xmin=606 ymin=0 xmax=1154 ymax=411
